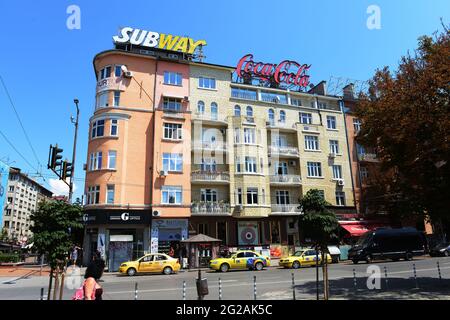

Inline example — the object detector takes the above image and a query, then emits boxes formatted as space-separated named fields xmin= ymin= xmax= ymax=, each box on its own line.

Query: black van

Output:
xmin=348 ymin=227 xmax=426 ymax=263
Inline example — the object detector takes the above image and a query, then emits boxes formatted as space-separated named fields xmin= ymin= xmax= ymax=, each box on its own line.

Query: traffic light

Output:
xmin=62 ymin=160 xmax=73 ymax=180
xmin=48 ymin=144 xmax=64 ymax=170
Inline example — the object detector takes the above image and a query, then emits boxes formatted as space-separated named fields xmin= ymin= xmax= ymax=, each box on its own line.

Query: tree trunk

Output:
xmin=47 ymin=268 xmax=53 ymax=300
xmin=315 ymin=245 xmax=319 ymax=300
xmin=53 ymin=266 xmax=59 ymax=300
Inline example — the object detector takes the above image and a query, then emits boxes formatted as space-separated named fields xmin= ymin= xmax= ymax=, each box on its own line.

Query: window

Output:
xmin=276 ymin=190 xmax=290 ymax=205
xmin=113 ymin=91 xmax=120 ymax=106
xmin=268 ymin=109 xmax=275 ymax=125
xmin=307 ymin=162 xmax=322 ymax=177
xmin=291 ymin=98 xmax=302 ymax=106
xmin=96 ymin=92 xmax=109 ymax=109
xmin=305 ymin=135 xmax=319 ymax=150
xmin=197 ymin=101 xmax=205 ymax=114
xmin=106 ymin=185 xmax=115 ymax=204
xmin=9 ymin=186 xmax=14 ymax=192
xmin=89 ymin=152 xmax=103 ymax=171
xmin=246 ymin=188 xmax=258 ymax=205
xmin=200 ymin=189 xmax=218 ymax=202
xmin=330 ymin=140 xmax=339 ymax=154
xmin=4 ymin=221 xmax=9 ymax=228
xmin=275 ymin=162 xmax=288 ymax=175
xmin=217 ymin=222 xmax=227 ymax=244
xmin=274 ymin=135 xmax=287 ymax=147
xmin=234 ymin=105 xmax=241 ymax=116
xmin=244 ymin=128 xmax=256 ymax=144
xmin=279 ymin=110 xmax=286 ymax=123
xmin=5 ymin=209 xmax=11 ymax=216
xmin=163 ymin=123 xmax=183 ymax=140
xmin=235 ymin=156 xmax=241 ymax=173
xmin=111 ymin=119 xmax=118 ymax=136
xmin=163 ymin=153 xmax=183 ymax=172
xmin=318 ymin=102 xmax=327 ymax=109
xmin=261 ymin=91 xmax=287 ymax=104
xmin=332 ymin=165 xmax=342 ymax=179
xmin=201 ymin=158 xmax=217 ymax=172
xmin=245 ymin=157 xmax=257 ymax=173
xmin=360 ymin=167 xmax=368 ymax=180
xmin=114 ymin=65 xmax=122 ymax=77
xmin=326 ymin=116 xmax=337 ymax=129
xmin=231 ymin=88 xmax=257 ymax=100
xmin=87 ymin=186 xmax=100 ymax=205
xmin=210 ymin=102 xmax=218 ymax=120
xmin=163 ymin=97 xmax=182 ymax=111
xmin=234 ymin=128 xmax=240 ymax=143
xmin=199 ymin=77 xmax=216 ymax=89
xmin=108 ymin=151 xmax=117 ymax=169
xmin=353 ymin=118 xmax=361 ymax=133
xmin=163 ymin=71 xmax=182 ymax=86
xmin=356 ymin=143 xmax=366 ymax=155
xmin=91 ymin=120 xmax=105 ymax=138
xmin=236 ymin=188 xmax=242 ymax=205
xmin=336 ymin=191 xmax=346 ymax=206
xmin=300 ymin=113 xmax=312 ymax=124
xmin=198 ymin=223 xmax=209 ymax=235
xmin=162 ymin=186 xmax=182 ymax=204
xmin=246 ymin=106 xmax=253 ymax=117
xmin=99 ymin=66 xmax=111 ymax=80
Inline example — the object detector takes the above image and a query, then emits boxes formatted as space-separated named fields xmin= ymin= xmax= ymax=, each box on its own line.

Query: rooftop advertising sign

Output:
xmin=235 ymin=54 xmax=311 ymax=89
xmin=113 ymin=27 xmax=207 ymax=54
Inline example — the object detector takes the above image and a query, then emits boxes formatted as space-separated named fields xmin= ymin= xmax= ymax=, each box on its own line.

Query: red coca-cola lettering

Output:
xmin=235 ymin=54 xmax=311 ymax=88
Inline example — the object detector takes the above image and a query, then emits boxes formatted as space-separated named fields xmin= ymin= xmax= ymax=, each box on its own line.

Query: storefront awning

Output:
xmin=340 ymin=223 xmax=371 ymax=237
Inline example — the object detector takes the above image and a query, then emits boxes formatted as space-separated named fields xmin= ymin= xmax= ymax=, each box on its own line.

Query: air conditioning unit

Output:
xmin=337 ymin=179 xmax=345 ymax=186
xmin=289 ymin=160 xmax=297 ymax=166
xmin=329 ymin=153 xmax=336 ymax=158
xmin=123 ymin=71 xmax=133 ymax=78
xmin=160 ymin=170 xmax=168 ymax=177
xmin=152 ymin=210 xmax=161 ymax=217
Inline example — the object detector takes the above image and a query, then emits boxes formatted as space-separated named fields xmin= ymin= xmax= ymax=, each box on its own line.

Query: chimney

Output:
xmin=307 ymin=81 xmax=327 ymax=96
xmin=343 ymin=83 xmax=355 ymax=99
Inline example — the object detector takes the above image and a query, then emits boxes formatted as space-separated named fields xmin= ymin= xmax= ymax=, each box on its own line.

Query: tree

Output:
xmin=0 ymin=228 xmax=9 ymax=242
xmin=299 ymin=189 xmax=340 ymax=300
xmin=30 ymin=199 xmax=83 ymax=300
xmin=355 ymin=26 xmax=450 ymax=234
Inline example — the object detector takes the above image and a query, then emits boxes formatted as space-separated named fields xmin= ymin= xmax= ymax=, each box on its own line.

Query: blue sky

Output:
xmin=0 ymin=0 xmax=448 ymax=200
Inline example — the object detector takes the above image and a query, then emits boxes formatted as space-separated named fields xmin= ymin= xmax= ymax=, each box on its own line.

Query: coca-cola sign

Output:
xmin=235 ymin=54 xmax=311 ymax=88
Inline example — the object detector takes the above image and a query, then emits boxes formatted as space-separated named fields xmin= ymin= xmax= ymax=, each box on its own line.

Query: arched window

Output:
xmin=198 ymin=101 xmax=205 ymax=114
xmin=279 ymin=110 xmax=286 ymax=123
xmin=211 ymin=102 xmax=218 ymax=120
xmin=268 ymin=109 xmax=275 ymax=125
xmin=246 ymin=106 xmax=253 ymax=117
xmin=234 ymin=105 xmax=241 ymax=116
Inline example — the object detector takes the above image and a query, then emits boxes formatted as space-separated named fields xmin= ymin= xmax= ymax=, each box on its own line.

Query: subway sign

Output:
xmin=113 ymin=27 xmax=206 ymax=54
xmin=236 ymin=54 xmax=311 ymax=88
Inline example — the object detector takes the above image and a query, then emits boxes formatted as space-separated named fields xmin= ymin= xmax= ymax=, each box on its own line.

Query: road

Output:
xmin=1 ymin=256 xmax=450 ymax=300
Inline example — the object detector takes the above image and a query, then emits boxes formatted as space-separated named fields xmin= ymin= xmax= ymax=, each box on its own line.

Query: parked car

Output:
xmin=327 ymin=246 xmax=341 ymax=263
xmin=279 ymin=249 xmax=332 ymax=269
xmin=119 ymin=253 xmax=180 ymax=276
xmin=209 ymin=250 xmax=270 ymax=272
xmin=348 ymin=227 xmax=426 ymax=264
xmin=429 ymin=242 xmax=450 ymax=257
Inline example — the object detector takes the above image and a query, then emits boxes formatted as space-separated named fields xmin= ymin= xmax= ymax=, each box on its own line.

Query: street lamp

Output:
xmin=69 ymin=99 xmax=80 ymax=203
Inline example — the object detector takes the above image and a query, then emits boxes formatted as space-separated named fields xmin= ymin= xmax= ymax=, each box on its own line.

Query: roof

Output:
xmin=182 ymin=234 xmax=222 ymax=243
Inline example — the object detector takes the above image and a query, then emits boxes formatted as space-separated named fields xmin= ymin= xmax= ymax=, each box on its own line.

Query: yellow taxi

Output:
xmin=209 ymin=250 xmax=270 ymax=272
xmin=279 ymin=249 xmax=332 ymax=269
xmin=119 ymin=253 xmax=181 ymax=276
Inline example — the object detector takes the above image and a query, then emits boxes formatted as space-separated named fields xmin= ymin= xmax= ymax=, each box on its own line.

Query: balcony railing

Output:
xmin=191 ymin=171 xmax=230 ymax=183
xmin=357 ymin=153 xmax=378 ymax=162
xmin=302 ymin=124 xmax=320 ymax=132
xmin=231 ymin=90 xmax=257 ymax=101
xmin=193 ymin=112 xmax=227 ymax=123
xmin=267 ymin=121 xmax=296 ymax=130
xmin=270 ymin=175 xmax=302 ymax=185
xmin=191 ymin=202 xmax=231 ymax=215
xmin=192 ymin=141 xmax=227 ymax=152
xmin=271 ymin=204 xmax=302 ymax=214
xmin=268 ymin=145 xmax=300 ymax=157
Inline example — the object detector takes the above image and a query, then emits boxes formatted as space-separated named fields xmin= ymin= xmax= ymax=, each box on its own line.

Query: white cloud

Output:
xmin=48 ymin=178 xmax=77 ymax=196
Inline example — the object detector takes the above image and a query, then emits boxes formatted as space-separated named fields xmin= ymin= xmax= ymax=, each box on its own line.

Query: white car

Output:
xmin=327 ymin=246 xmax=341 ymax=263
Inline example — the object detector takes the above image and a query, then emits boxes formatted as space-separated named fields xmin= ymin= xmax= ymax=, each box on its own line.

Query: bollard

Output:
xmin=40 ymin=288 xmax=44 ymax=300
xmin=291 ymin=273 xmax=296 ymax=301
xmin=437 ymin=261 xmax=442 ymax=282
xmin=183 ymin=281 xmax=186 ymax=300
xmin=253 ymin=275 xmax=257 ymax=300
xmin=412 ymin=263 xmax=418 ymax=289
xmin=384 ymin=266 xmax=388 ymax=290
xmin=218 ymin=278 xmax=222 ymax=300
xmin=134 ymin=282 xmax=138 ymax=300
xmin=352 ymin=269 xmax=357 ymax=291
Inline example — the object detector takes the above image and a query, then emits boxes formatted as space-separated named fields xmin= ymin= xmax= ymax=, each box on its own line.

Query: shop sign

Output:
xmin=109 ymin=212 xmax=141 ymax=222
xmin=113 ymin=27 xmax=207 ymax=54
xmin=152 ymin=219 xmax=188 ymax=229
xmin=235 ymin=54 xmax=311 ymax=88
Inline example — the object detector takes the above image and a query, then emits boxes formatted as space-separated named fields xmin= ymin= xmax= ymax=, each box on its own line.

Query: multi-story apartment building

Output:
xmin=1 ymin=167 xmax=52 ymax=242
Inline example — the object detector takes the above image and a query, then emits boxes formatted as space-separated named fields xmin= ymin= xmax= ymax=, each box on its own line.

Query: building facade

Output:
xmin=1 ymin=167 xmax=52 ymax=242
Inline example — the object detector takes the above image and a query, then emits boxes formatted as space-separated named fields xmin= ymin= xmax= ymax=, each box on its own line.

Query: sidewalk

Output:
xmin=0 ymin=266 xmax=51 ymax=277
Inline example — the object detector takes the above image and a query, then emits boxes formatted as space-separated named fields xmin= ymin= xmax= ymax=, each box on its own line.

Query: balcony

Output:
xmin=191 ymin=171 xmax=230 ymax=184
xmin=357 ymin=153 xmax=378 ymax=162
xmin=192 ymin=112 xmax=228 ymax=126
xmin=192 ymin=141 xmax=228 ymax=153
xmin=268 ymin=145 xmax=300 ymax=158
xmin=191 ymin=202 xmax=231 ymax=215
xmin=231 ymin=90 xmax=257 ymax=101
xmin=270 ymin=175 xmax=302 ymax=185
xmin=266 ymin=120 xmax=297 ymax=132
xmin=271 ymin=204 xmax=302 ymax=215
xmin=302 ymin=124 xmax=320 ymax=133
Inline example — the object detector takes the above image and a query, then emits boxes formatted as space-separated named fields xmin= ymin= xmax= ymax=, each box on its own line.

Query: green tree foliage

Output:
xmin=30 ymin=200 xmax=83 ymax=269
xmin=355 ymin=27 xmax=450 ymax=225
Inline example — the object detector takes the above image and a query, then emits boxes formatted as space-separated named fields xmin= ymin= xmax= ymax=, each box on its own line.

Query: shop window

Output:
xmin=217 ymin=222 xmax=227 ymax=244
xmin=271 ymin=221 xmax=280 ymax=243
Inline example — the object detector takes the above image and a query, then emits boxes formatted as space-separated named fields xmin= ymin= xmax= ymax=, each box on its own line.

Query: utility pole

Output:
xmin=69 ymin=99 xmax=79 ymax=203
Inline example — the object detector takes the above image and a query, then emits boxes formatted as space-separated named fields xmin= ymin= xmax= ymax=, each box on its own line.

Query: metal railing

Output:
xmin=193 ymin=113 xmax=227 ymax=123
xmin=191 ymin=202 xmax=231 ymax=215
xmin=267 ymin=121 xmax=296 ymax=130
xmin=270 ymin=175 xmax=302 ymax=184
xmin=191 ymin=171 xmax=230 ymax=182
xmin=271 ymin=204 xmax=302 ymax=213
xmin=192 ymin=141 xmax=228 ymax=151
xmin=268 ymin=145 xmax=300 ymax=157
xmin=357 ymin=153 xmax=378 ymax=161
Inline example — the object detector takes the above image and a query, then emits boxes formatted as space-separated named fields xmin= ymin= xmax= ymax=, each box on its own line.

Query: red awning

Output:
xmin=340 ymin=224 xmax=371 ymax=236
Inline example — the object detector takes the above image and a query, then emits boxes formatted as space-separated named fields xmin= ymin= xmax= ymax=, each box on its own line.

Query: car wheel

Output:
xmin=292 ymin=261 xmax=301 ymax=269
xmin=163 ymin=266 xmax=173 ymax=275
xmin=127 ymin=268 xmax=136 ymax=276
xmin=255 ymin=262 xmax=264 ymax=271
xmin=444 ymin=250 xmax=449 ymax=257
xmin=352 ymin=259 xmax=359 ymax=264
xmin=405 ymin=252 xmax=413 ymax=261
xmin=365 ymin=255 xmax=372 ymax=264
xmin=220 ymin=263 xmax=229 ymax=272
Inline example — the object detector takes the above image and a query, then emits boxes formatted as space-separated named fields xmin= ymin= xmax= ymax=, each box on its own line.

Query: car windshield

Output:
xmin=356 ymin=232 xmax=372 ymax=247
xmin=293 ymin=251 xmax=304 ymax=257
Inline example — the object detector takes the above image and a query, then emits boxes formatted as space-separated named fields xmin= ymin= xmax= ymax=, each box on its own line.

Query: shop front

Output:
xmin=150 ymin=219 xmax=189 ymax=256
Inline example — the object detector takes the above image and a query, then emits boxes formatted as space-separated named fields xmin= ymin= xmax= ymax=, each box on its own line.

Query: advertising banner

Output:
xmin=238 ymin=221 xmax=259 ymax=246
xmin=97 ymin=233 xmax=106 ymax=259
xmin=0 ymin=161 xmax=10 ymax=228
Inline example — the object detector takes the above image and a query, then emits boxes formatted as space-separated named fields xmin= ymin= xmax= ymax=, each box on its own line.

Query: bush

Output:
xmin=0 ymin=254 xmax=20 ymax=263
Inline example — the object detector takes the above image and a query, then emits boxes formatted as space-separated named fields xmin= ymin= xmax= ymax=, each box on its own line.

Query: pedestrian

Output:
xmin=70 ymin=245 xmax=81 ymax=266
xmin=83 ymin=255 xmax=104 ymax=300
xmin=168 ymin=246 xmax=175 ymax=257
